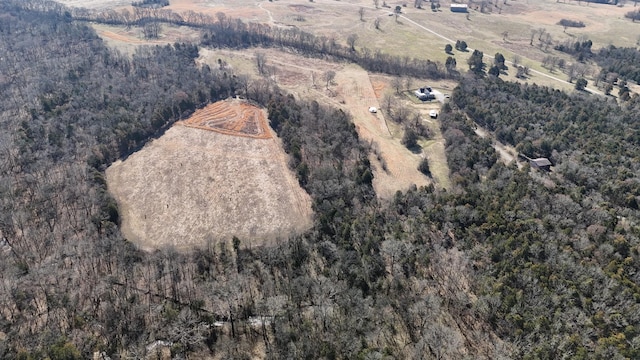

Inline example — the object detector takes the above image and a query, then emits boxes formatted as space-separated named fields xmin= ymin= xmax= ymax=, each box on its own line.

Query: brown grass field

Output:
xmin=105 ymin=101 xmax=313 ymax=251
xmin=92 ymin=23 xmax=201 ymax=54
xmin=85 ymin=0 xmax=640 ymax=92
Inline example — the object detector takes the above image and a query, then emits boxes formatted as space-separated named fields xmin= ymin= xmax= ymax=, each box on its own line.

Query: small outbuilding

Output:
xmin=450 ymin=4 xmax=468 ymax=12
xmin=415 ymin=87 xmax=435 ymax=101
xmin=530 ymin=158 xmax=552 ymax=171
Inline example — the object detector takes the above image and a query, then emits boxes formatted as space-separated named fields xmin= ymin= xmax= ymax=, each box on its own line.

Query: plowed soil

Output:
xmin=182 ymin=99 xmax=272 ymax=139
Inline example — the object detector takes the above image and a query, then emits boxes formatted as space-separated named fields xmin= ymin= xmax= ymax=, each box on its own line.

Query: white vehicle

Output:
xmin=369 ymin=107 xmax=378 ymax=113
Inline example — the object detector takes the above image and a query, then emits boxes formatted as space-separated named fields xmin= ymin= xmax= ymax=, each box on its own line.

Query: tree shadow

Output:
xmin=406 ymin=144 xmax=423 ymax=154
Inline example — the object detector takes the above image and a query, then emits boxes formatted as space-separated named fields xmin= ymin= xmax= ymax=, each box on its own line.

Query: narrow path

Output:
xmin=473 ymin=122 xmax=522 ymax=169
xmin=257 ymin=1 xmax=275 ymax=24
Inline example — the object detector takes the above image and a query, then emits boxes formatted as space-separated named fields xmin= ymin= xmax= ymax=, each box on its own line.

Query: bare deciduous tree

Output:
xmin=530 ymin=29 xmax=537 ymax=45
xmin=142 ymin=21 xmax=160 ymax=39
xmin=347 ymin=33 xmax=358 ymax=51
xmin=323 ymin=70 xmax=336 ymax=88
xmin=255 ymin=52 xmax=267 ymax=76
xmin=168 ymin=308 xmax=207 ymax=355
xmin=512 ymin=54 xmax=522 ymax=67
xmin=404 ymin=76 xmax=413 ymax=92
xmin=391 ymin=76 xmax=403 ymax=95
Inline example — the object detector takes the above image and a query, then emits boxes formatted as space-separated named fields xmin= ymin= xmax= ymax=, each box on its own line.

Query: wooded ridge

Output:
xmin=1 ymin=0 xmax=640 ymax=359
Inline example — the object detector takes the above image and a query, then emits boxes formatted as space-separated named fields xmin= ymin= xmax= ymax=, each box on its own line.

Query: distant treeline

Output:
xmin=557 ymin=18 xmax=585 ymax=28
xmin=199 ymin=19 xmax=447 ymax=79
xmin=555 ymin=38 xmax=640 ymax=84
xmin=132 ymin=0 xmax=169 ymax=8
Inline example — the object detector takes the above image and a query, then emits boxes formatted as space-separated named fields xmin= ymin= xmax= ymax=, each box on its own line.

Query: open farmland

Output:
xmin=106 ymin=100 xmax=313 ymax=251
xmin=83 ymin=0 xmax=640 ymax=97
xmin=182 ymin=0 xmax=636 ymax=91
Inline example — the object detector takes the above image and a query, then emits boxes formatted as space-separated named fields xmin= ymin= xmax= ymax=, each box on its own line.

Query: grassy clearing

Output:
xmin=355 ymin=16 xmax=453 ymax=64
xmin=92 ymin=23 xmax=201 ymax=55
xmin=106 ymin=124 xmax=313 ymax=251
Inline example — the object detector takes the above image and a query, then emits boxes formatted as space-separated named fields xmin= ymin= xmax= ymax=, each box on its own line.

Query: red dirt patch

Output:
xmin=181 ymin=99 xmax=272 ymax=139
xmin=371 ymin=81 xmax=387 ymax=100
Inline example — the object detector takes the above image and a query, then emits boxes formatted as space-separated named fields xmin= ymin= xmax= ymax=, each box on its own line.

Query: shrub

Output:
xmin=575 ymin=78 xmax=588 ymax=91
xmin=558 ymin=19 xmax=585 ymax=28
xmin=402 ymin=127 xmax=419 ymax=150
xmin=418 ymin=158 xmax=431 ymax=177
xmin=625 ymin=10 xmax=640 ymax=22
xmin=445 ymin=44 xmax=453 ymax=53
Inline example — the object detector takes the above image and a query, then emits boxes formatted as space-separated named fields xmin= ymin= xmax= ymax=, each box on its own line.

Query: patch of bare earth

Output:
xmin=416 ymin=108 xmax=451 ymax=190
xmin=106 ymin=100 xmax=313 ymax=251
xmin=335 ymin=66 xmax=431 ymax=198
xmin=183 ymin=100 xmax=272 ymax=139
xmin=200 ymin=48 xmax=435 ymax=198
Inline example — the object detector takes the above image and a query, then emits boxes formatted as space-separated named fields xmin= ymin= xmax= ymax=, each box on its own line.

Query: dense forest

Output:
xmin=595 ymin=46 xmax=640 ymax=84
xmin=0 ymin=2 xmax=471 ymax=358
xmin=445 ymin=76 xmax=640 ymax=358
xmin=3 ymin=0 xmax=640 ymax=359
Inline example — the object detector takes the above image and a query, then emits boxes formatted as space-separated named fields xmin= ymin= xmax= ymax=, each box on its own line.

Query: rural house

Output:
xmin=415 ymin=86 xmax=435 ymax=101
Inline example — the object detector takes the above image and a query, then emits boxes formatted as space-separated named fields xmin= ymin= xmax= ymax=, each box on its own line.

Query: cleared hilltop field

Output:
xmin=106 ymin=100 xmax=313 ymax=251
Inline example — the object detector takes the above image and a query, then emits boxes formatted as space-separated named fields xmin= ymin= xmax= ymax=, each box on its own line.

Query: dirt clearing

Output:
xmin=334 ymin=65 xmax=432 ymax=198
xmin=182 ymin=99 xmax=272 ymax=139
xmin=106 ymin=101 xmax=313 ymax=251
